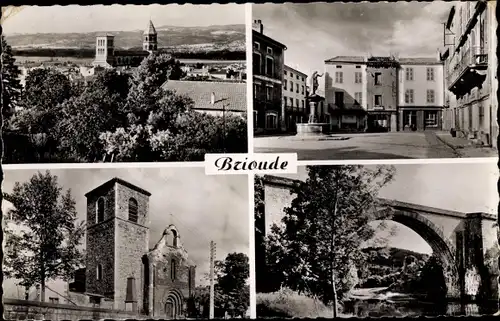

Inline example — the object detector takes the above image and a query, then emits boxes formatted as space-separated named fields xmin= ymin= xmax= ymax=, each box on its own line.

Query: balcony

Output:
xmin=447 ymin=46 xmax=488 ymax=99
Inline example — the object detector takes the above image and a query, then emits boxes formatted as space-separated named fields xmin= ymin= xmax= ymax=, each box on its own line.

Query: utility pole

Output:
xmin=209 ymin=241 xmax=216 ymax=319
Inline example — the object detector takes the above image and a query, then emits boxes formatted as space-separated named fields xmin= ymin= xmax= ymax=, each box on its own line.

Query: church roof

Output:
xmin=144 ymin=20 xmax=157 ymax=35
xmin=85 ymin=177 xmax=152 ymax=197
xmin=162 ymin=80 xmax=247 ymax=112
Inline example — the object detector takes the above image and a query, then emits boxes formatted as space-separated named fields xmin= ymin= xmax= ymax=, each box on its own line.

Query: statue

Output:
xmin=310 ymin=71 xmax=323 ymax=96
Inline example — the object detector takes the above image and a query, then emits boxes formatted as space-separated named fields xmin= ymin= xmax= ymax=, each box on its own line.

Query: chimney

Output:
xmin=211 ymin=92 xmax=216 ymax=104
xmin=252 ymin=19 xmax=264 ymax=34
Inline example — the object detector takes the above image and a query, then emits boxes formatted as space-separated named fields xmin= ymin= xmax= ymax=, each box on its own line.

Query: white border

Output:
xmin=297 ymin=157 xmax=498 ymax=167
xmin=1 ymin=162 xmax=205 ymax=170
xmin=246 ymin=2 xmax=254 ymax=155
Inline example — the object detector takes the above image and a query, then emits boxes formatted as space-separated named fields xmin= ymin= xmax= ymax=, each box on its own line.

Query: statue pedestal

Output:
xmin=297 ymin=94 xmax=327 ymax=136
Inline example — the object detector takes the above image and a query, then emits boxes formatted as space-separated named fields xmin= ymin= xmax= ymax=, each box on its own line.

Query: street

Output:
xmin=254 ymin=131 xmax=497 ymax=160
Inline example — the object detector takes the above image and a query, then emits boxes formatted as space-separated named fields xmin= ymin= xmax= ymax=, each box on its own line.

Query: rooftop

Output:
xmin=398 ymin=57 xmax=442 ymax=65
xmin=144 ymin=20 xmax=157 ymax=35
xmin=325 ymin=56 xmax=365 ymax=63
xmin=162 ymin=80 xmax=247 ymax=112
xmin=85 ymin=177 xmax=152 ymax=198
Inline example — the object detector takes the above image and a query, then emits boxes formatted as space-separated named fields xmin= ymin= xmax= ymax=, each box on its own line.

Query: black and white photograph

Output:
xmin=2 ymin=4 xmax=247 ymax=164
xmin=254 ymin=162 xmax=499 ymax=317
xmin=252 ymin=1 xmax=497 ymax=160
xmin=3 ymin=167 xmax=250 ymax=320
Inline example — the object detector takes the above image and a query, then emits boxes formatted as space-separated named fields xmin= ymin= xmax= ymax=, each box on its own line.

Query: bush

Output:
xmin=256 ymin=288 xmax=334 ymax=318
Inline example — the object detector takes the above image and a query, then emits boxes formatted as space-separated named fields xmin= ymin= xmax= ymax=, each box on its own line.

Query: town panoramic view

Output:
xmin=2 ymin=4 xmax=247 ymax=163
xmin=252 ymin=1 xmax=497 ymax=160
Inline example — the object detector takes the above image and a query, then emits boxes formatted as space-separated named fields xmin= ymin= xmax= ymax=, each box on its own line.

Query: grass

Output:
xmin=256 ymin=288 xmax=352 ymax=318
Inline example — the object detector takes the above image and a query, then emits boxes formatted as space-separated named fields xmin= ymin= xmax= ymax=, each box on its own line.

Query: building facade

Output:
xmin=441 ymin=0 xmax=497 ymax=147
xmin=366 ymin=57 xmax=399 ymax=132
xmin=84 ymin=178 xmax=195 ymax=318
xmin=398 ymin=57 xmax=445 ymax=131
xmin=324 ymin=56 xmax=368 ymax=131
xmin=252 ymin=20 xmax=287 ymax=134
xmin=283 ymin=65 xmax=308 ymax=132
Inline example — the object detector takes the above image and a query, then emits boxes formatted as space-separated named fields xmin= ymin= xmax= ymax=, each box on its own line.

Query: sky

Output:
xmin=253 ymin=2 xmax=455 ymax=84
xmin=280 ymin=162 xmax=499 ymax=255
xmin=2 ymin=167 xmax=249 ymax=286
xmin=2 ymin=4 xmax=245 ymax=35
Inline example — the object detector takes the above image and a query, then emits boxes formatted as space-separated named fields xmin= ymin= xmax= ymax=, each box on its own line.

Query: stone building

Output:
xmin=283 ymin=65 xmax=308 ymax=132
xmin=440 ymin=0 xmax=497 ymax=147
xmin=252 ymin=20 xmax=287 ymax=134
xmin=324 ymin=55 xmax=444 ymax=132
xmin=84 ymin=177 xmax=196 ymax=318
xmin=92 ymin=20 xmax=157 ymax=68
xmin=398 ymin=57 xmax=445 ymax=131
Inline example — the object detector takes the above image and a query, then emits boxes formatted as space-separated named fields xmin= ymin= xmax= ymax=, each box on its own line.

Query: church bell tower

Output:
xmin=143 ymin=20 xmax=158 ymax=54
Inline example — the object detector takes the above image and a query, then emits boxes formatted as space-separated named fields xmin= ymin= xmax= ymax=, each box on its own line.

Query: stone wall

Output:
xmin=3 ymin=298 xmax=140 ymax=321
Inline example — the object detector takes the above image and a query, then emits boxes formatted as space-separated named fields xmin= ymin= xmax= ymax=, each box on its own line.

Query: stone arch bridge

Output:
xmin=255 ymin=175 xmax=498 ymax=301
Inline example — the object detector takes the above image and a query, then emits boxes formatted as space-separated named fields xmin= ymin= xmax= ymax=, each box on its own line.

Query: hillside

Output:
xmin=5 ymin=24 xmax=246 ymax=52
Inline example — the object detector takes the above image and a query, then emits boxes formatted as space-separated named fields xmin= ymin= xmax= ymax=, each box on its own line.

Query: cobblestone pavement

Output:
xmin=254 ymin=132 xmax=496 ymax=161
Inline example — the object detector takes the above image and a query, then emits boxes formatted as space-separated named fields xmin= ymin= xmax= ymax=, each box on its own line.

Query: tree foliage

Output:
xmin=265 ymin=165 xmax=396 ymax=305
xmin=1 ymin=35 xmax=22 ymax=118
xmin=3 ymin=171 xmax=86 ymax=302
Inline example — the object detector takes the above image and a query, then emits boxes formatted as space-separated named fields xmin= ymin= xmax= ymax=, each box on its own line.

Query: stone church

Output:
xmin=92 ymin=20 xmax=159 ymax=68
xmin=78 ymin=177 xmax=196 ymax=318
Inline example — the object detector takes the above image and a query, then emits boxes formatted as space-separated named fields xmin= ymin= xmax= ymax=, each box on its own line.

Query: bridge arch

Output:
xmin=373 ymin=202 xmax=460 ymax=298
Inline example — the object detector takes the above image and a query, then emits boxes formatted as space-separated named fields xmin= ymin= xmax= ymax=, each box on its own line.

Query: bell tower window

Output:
xmin=171 ymin=259 xmax=177 ymax=280
xmin=96 ymin=197 xmax=105 ymax=223
xmin=128 ymin=198 xmax=138 ymax=223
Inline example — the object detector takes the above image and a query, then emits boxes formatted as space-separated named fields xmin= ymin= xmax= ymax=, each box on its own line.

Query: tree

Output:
xmin=416 ymin=255 xmax=447 ymax=301
xmin=16 ymin=68 xmax=72 ymax=134
xmin=3 ymin=171 xmax=86 ymax=302
xmin=265 ymin=165 xmax=396 ymax=311
xmin=1 ymin=35 xmax=22 ymax=118
xmin=215 ymin=253 xmax=250 ymax=318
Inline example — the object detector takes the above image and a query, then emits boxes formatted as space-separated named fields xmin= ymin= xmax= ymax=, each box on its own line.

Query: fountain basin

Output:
xmin=296 ymin=123 xmax=330 ymax=136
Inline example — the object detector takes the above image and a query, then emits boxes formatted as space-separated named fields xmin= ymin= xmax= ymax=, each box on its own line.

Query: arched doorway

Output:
xmin=164 ymin=290 xmax=184 ymax=319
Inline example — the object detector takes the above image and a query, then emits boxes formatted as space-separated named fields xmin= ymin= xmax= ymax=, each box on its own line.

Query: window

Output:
xmin=354 ymin=92 xmax=362 ymax=105
xmin=296 ymin=84 xmax=299 ymax=93
xmin=267 ymin=47 xmax=273 ymax=55
xmin=266 ymin=112 xmax=278 ymax=129
xmin=283 ymin=79 xmax=287 ymax=90
xmin=427 ymin=67 xmax=435 ymax=81
xmin=374 ymin=95 xmax=382 ymax=107
xmin=171 ymin=229 xmax=178 ymax=247
xmin=336 ymin=65 xmax=342 ymax=68
xmin=283 ymin=96 xmax=287 ymax=106
xmin=302 ymin=77 xmax=305 ymax=81
xmin=406 ymin=68 xmax=414 ymax=81
xmin=425 ymin=111 xmax=438 ymax=127
xmin=171 ymin=259 xmax=177 ymax=280
xmin=301 ymin=85 xmax=304 ymax=95
xmin=289 ymin=97 xmax=293 ymax=107
xmin=49 ymin=297 xmax=59 ymax=304
xmin=374 ymin=72 xmax=382 ymax=85
xmin=356 ymin=65 xmax=361 ymax=69
xmin=296 ymin=75 xmax=299 ymax=80
xmin=302 ymin=100 xmax=305 ymax=109
xmin=290 ymin=81 xmax=293 ymax=92
xmin=405 ymin=89 xmax=414 ymax=104
xmin=426 ymin=89 xmax=435 ymax=103
xmin=253 ymin=83 xmax=259 ymax=99
xmin=290 ymin=72 xmax=293 ymax=78
xmin=128 ymin=198 xmax=138 ymax=223
xmin=253 ymin=53 xmax=261 ymax=75
xmin=97 ymin=264 xmax=103 ymax=280
xmin=253 ymin=41 xmax=260 ymax=50
xmin=266 ymin=86 xmax=272 ymax=100
xmin=296 ymin=99 xmax=299 ymax=108
xmin=355 ymin=72 xmax=362 ymax=84
xmin=253 ymin=111 xmax=258 ymax=128
xmin=335 ymin=72 xmax=343 ymax=84
xmin=265 ymin=57 xmax=274 ymax=77
xmin=284 ymin=70 xmax=287 ymax=75
xmin=96 ymin=197 xmax=105 ymax=223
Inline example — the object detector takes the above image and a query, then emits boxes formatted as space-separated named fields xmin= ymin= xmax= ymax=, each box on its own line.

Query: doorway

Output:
xmin=403 ymin=110 xmax=417 ymax=130
xmin=335 ymin=91 xmax=344 ymax=108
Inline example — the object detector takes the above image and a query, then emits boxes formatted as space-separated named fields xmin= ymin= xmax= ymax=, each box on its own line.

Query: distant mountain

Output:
xmin=5 ymin=24 xmax=246 ymax=52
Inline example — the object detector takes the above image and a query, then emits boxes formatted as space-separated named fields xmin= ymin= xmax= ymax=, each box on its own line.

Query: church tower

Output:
xmin=143 ymin=20 xmax=158 ymax=53
xmin=93 ymin=34 xmax=115 ymax=68
xmin=85 ymin=178 xmax=151 ymax=311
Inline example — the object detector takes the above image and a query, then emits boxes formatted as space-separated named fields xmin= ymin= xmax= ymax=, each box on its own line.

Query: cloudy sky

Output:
xmin=2 ymin=4 xmax=245 ymax=35
xmin=2 ymin=167 xmax=249 ymax=285
xmin=254 ymin=2 xmax=455 ymax=82
xmin=281 ymin=161 xmax=498 ymax=254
